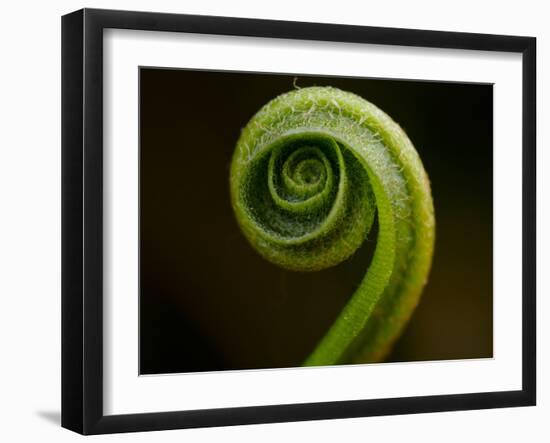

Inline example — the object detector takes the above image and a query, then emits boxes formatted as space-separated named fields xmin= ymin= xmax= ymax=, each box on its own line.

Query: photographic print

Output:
xmin=62 ymin=9 xmax=535 ymax=434
xmin=139 ymin=69 xmax=493 ymax=374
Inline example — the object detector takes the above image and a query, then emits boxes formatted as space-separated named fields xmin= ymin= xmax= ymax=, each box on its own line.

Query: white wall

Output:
xmin=0 ymin=0 xmax=546 ymax=441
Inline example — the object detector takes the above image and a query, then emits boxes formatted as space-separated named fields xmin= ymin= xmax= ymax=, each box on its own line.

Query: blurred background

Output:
xmin=139 ymin=68 xmax=493 ymax=374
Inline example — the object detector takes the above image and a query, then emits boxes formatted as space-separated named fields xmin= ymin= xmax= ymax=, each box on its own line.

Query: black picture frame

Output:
xmin=62 ymin=8 xmax=536 ymax=435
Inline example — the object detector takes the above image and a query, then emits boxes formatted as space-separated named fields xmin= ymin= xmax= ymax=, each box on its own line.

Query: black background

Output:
xmin=139 ymin=68 xmax=493 ymax=374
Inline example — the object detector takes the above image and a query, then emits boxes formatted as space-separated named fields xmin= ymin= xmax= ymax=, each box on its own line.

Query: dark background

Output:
xmin=139 ymin=68 xmax=493 ymax=374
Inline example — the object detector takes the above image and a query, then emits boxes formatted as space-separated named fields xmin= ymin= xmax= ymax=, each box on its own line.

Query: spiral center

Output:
xmin=295 ymin=159 xmax=323 ymax=184
xmin=277 ymin=146 xmax=330 ymax=203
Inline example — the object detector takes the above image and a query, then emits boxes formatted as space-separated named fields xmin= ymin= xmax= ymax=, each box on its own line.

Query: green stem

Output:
xmin=230 ymin=86 xmax=435 ymax=366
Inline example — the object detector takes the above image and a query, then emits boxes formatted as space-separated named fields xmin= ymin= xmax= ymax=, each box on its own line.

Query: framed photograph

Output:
xmin=61 ymin=8 xmax=536 ymax=435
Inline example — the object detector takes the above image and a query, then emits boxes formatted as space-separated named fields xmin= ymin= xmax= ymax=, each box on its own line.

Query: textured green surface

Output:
xmin=230 ymin=86 xmax=435 ymax=366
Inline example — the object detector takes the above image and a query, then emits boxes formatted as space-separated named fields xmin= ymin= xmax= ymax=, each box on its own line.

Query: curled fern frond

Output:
xmin=230 ymin=86 xmax=435 ymax=366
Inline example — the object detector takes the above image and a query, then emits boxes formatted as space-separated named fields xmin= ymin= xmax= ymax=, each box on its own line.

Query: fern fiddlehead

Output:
xmin=230 ymin=86 xmax=435 ymax=366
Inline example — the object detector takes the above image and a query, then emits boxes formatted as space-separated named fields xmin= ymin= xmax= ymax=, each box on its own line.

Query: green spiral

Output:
xmin=230 ymin=86 xmax=435 ymax=366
